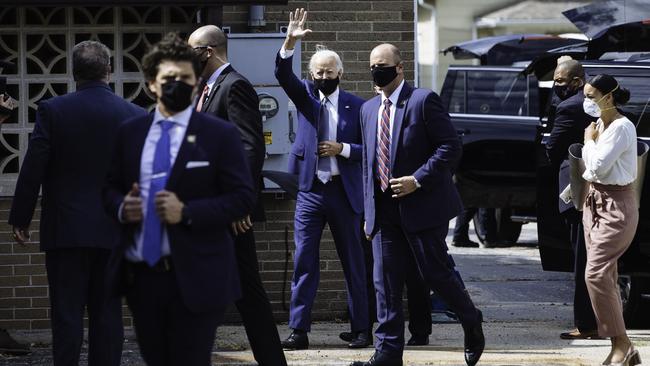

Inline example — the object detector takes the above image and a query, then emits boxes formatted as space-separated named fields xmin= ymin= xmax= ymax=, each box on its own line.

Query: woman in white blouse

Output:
xmin=581 ymin=74 xmax=640 ymax=366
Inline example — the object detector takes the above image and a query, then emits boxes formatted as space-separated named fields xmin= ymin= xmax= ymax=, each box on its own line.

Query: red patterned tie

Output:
xmin=376 ymin=99 xmax=392 ymax=191
xmin=195 ymin=85 xmax=209 ymax=112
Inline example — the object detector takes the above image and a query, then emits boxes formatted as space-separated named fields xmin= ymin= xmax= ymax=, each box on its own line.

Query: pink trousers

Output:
xmin=582 ymin=182 xmax=638 ymax=337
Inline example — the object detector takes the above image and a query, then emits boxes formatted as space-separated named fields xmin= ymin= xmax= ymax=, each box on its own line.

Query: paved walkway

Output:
xmin=2 ymin=222 xmax=649 ymax=365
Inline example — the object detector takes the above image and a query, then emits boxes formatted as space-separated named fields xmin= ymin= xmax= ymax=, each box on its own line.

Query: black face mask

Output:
xmin=314 ymin=77 xmax=339 ymax=95
xmin=553 ymin=80 xmax=578 ymax=101
xmin=160 ymin=80 xmax=194 ymax=112
xmin=372 ymin=65 xmax=398 ymax=87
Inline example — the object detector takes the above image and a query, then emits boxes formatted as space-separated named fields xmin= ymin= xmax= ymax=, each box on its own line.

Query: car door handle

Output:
xmin=457 ymin=128 xmax=470 ymax=136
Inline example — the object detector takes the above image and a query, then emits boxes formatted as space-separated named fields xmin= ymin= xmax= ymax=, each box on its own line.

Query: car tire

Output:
xmin=618 ymin=275 xmax=650 ymax=329
xmin=473 ymin=208 xmax=523 ymax=245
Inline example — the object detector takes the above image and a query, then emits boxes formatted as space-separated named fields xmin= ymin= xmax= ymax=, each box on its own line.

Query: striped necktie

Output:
xmin=376 ymin=99 xmax=392 ymax=191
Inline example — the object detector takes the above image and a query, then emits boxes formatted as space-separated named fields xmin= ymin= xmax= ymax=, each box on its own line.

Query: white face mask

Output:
xmin=583 ymin=98 xmax=601 ymax=117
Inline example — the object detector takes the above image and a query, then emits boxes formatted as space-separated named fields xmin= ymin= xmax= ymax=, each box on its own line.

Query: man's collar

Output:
xmin=381 ymin=79 xmax=405 ymax=106
xmin=319 ymin=87 xmax=340 ymax=108
xmin=206 ymin=62 xmax=231 ymax=88
xmin=153 ymin=104 xmax=192 ymax=127
xmin=76 ymin=80 xmax=111 ymax=91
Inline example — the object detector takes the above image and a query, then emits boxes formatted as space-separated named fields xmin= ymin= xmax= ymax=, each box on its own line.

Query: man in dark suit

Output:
xmin=187 ymin=25 xmax=287 ymax=366
xmin=351 ymin=44 xmax=485 ymax=366
xmin=545 ymin=59 xmax=598 ymax=340
xmin=8 ymin=40 xmax=146 ymax=366
xmin=103 ymin=34 xmax=254 ymax=366
xmin=275 ymin=9 xmax=369 ymax=350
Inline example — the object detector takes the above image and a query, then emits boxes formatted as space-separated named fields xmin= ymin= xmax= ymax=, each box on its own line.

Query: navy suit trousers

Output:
xmin=372 ymin=190 xmax=480 ymax=358
xmin=290 ymin=178 xmax=368 ymax=332
xmin=563 ymin=209 xmax=597 ymax=331
xmin=126 ymin=264 xmax=224 ymax=366
xmin=45 ymin=248 xmax=123 ymax=366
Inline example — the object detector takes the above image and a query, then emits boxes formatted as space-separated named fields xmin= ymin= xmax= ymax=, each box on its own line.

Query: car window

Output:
xmin=442 ymin=70 xmax=466 ymax=114
xmin=466 ymin=71 xmax=529 ymax=116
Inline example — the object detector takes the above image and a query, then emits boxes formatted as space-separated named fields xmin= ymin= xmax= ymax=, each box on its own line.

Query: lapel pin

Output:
xmin=187 ymin=135 xmax=196 ymax=144
xmin=400 ymin=99 xmax=407 ymax=107
xmin=345 ymin=105 xmax=350 ymax=109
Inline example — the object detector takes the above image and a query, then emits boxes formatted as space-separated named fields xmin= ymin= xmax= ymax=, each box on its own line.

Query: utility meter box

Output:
xmin=228 ymin=33 xmax=300 ymax=190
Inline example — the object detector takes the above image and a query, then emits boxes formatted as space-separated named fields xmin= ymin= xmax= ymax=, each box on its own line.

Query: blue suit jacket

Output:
xmin=361 ymin=82 xmax=463 ymax=235
xmin=275 ymin=52 xmax=364 ymax=214
xmin=8 ymin=82 xmax=146 ymax=251
xmin=103 ymin=111 xmax=254 ymax=313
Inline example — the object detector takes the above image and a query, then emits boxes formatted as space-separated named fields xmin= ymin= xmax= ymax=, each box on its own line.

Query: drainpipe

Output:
xmin=418 ymin=0 xmax=437 ymax=90
xmin=248 ymin=5 xmax=266 ymax=32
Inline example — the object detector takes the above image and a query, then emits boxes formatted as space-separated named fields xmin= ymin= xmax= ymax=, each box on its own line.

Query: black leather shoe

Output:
xmin=451 ymin=238 xmax=479 ymax=248
xmin=349 ymin=351 xmax=403 ymax=366
xmin=463 ymin=310 xmax=485 ymax=366
xmin=406 ymin=334 xmax=429 ymax=346
xmin=281 ymin=330 xmax=308 ymax=350
xmin=339 ymin=331 xmax=354 ymax=343
xmin=348 ymin=330 xmax=372 ymax=348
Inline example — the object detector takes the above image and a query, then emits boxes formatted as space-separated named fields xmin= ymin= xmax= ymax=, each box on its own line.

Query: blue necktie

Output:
xmin=142 ymin=120 xmax=174 ymax=266
xmin=317 ymin=98 xmax=331 ymax=183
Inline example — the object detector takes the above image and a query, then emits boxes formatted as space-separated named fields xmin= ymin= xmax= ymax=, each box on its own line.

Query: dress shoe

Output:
xmin=281 ymin=329 xmax=308 ymax=350
xmin=463 ymin=310 xmax=485 ymax=366
xmin=605 ymin=346 xmax=642 ymax=366
xmin=349 ymin=351 xmax=403 ymax=366
xmin=451 ymin=238 xmax=479 ymax=248
xmin=348 ymin=330 xmax=372 ymax=348
xmin=560 ymin=328 xmax=603 ymax=340
xmin=339 ymin=331 xmax=354 ymax=342
xmin=0 ymin=329 xmax=30 ymax=355
xmin=406 ymin=334 xmax=429 ymax=346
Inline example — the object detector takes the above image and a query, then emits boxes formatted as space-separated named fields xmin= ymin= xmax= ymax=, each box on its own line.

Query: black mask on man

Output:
xmin=314 ymin=77 xmax=339 ymax=95
xmin=372 ymin=65 xmax=398 ymax=87
xmin=160 ymin=80 xmax=194 ymax=112
xmin=553 ymin=80 xmax=578 ymax=101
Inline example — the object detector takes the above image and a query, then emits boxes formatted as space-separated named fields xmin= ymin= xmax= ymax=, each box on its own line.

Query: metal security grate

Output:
xmin=0 ymin=6 xmax=199 ymax=195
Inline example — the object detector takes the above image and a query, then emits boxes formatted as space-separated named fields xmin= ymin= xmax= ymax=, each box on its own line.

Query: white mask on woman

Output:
xmin=583 ymin=98 xmax=601 ymax=117
xmin=583 ymin=85 xmax=618 ymax=118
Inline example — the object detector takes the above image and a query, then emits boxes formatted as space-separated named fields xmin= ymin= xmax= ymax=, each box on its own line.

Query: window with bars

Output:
xmin=0 ymin=6 xmax=200 ymax=195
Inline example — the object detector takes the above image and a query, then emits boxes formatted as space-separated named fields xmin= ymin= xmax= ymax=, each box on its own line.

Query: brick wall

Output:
xmin=0 ymin=0 xmax=415 ymax=330
xmin=223 ymin=0 xmax=416 ymax=99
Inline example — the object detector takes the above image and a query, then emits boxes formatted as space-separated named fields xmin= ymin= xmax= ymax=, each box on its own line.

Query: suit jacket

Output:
xmin=274 ymin=52 xmax=364 ymax=214
xmin=200 ymin=65 xmax=266 ymax=221
xmin=8 ymin=81 xmax=146 ymax=251
xmin=361 ymin=82 xmax=463 ymax=235
xmin=545 ymin=92 xmax=592 ymax=213
xmin=103 ymin=111 xmax=254 ymax=313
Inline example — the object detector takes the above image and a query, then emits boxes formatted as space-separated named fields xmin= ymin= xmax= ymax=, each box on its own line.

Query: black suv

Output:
xmin=440 ymin=65 xmax=541 ymax=244
xmin=439 ymin=56 xmax=650 ymax=326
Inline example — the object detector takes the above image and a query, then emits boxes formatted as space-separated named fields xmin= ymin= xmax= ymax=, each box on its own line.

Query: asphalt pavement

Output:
xmin=2 ymin=220 xmax=649 ymax=365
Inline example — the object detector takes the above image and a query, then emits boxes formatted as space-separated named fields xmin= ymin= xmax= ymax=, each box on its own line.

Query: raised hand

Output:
xmin=284 ymin=8 xmax=312 ymax=50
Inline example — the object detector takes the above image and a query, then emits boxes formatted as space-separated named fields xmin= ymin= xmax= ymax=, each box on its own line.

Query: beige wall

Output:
xmin=418 ymin=0 xmax=579 ymax=91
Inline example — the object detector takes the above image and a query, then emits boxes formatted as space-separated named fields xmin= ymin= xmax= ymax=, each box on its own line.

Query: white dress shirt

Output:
xmin=279 ymin=47 xmax=351 ymax=179
xmin=582 ymin=116 xmax=637 ymax=185
xmin=125 ymin=105 xmax=192 ymax=262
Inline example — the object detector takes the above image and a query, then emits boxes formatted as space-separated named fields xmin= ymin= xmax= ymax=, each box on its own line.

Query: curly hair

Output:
xmin=141 ymin=32 xmax=200 ymax=82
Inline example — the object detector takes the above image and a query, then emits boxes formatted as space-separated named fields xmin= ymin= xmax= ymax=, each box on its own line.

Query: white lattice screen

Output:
xmin=0 ymin=6 xmax=200 ymax=195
